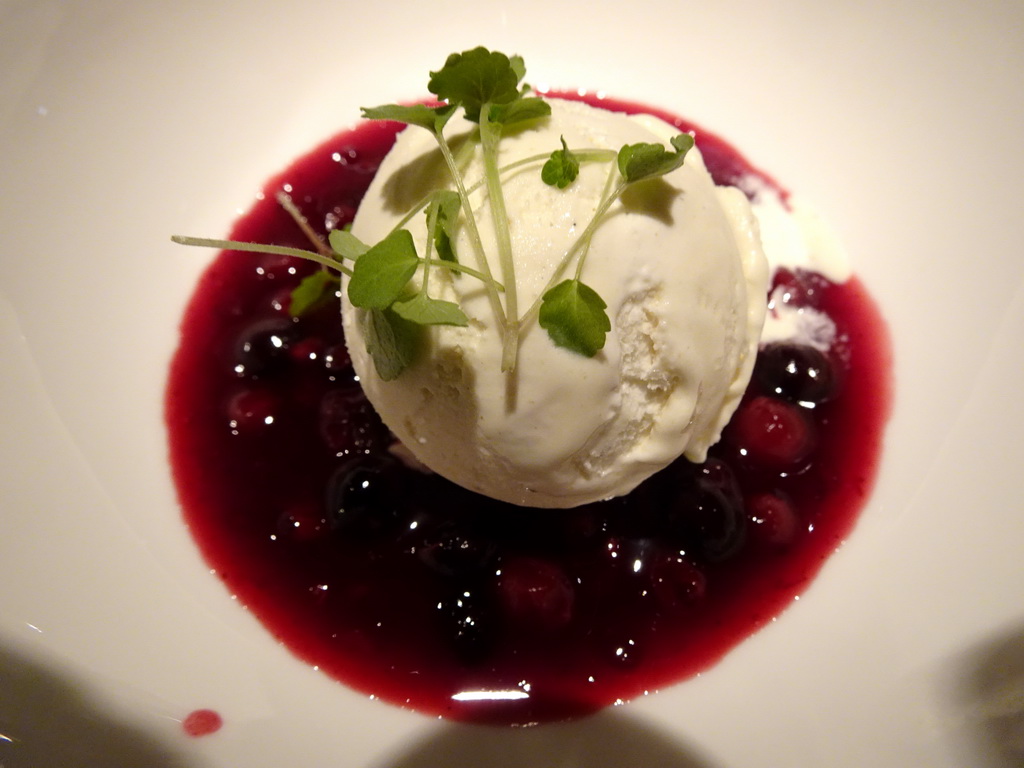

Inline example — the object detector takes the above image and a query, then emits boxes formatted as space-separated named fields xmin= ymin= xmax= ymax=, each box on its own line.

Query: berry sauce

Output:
xmin=166 ymin=93 xmax=891 ymax=725
xmin=182 ymin=709 xmax=223 ymax=737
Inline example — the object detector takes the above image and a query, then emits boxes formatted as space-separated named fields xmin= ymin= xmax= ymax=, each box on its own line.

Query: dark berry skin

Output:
xmin=770 ymin=268 xmax=830 ymax=309
xmin=691 ymin=459 xmax=747 ymax=560
xmin=323 ymin=343 xmax=352 ymax=375
xmin=233 ymin=317 xmax=301 ymax=378
xmin=755 ymin=343 xmax=837 ymax=404
xmin=647 ymin=552 xmax=707 ymax=608
xmin=164 ymin=99 xmax=893 ymax=725
xmin=745 ymin=492 xmax=800 ymax=548
xmin=496 ymin=556 xmax=575 ymax=632
xmin=660 ymin=458 xmax=746 ymax=562
xmin=323 ymin=454 xmax=404 ymax=540
xmin=227 ymin=387 xmax=279 ymax=432
xmin=727 ymin=395 xmax=815 ymax=469
xmin=319 ymin=387 xmax=387 ymax=454
xmin=418 ymin=526 xmax=497 ymax=579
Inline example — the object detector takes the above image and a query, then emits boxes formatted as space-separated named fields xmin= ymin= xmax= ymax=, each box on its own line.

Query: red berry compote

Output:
xmin=166 ymin=93 xmax=891 ymax=726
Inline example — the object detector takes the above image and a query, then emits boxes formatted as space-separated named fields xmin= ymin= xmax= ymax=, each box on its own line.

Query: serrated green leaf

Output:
xmin=488 ymin=97 xmax=551 ymax=126
xmin=360 ymin=103 xmax=456 ymax=134
xmin=617 ymin=133 xmax=694 ymax=183
xmin=670 ymin=133 xmax=695 ymax=155
xmin=541 ymin=135 xmax=580 ymax=189
xmin=328 ymin=228 xmax=369 ymax=262
xmin=288 ymin=270 xmax=339 ymax=317
xmin=392 ymin=292 xmax=469 ymax=326
xmin=509 ymin=55 xmax=525 ymax=83
xmin=427 ymin=47 xmax=523 ymax=122
xmin=538 ymin=279 xmax=611 ymax=357
xmin=359 ymin=307 xmax=421 ymax=381
xmin=347 ymin=229 xmax=420 ymax=309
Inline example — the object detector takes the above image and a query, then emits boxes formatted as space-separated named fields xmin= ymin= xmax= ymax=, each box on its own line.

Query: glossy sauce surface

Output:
xmin=166 ymin=94 xmax=890 ymax=725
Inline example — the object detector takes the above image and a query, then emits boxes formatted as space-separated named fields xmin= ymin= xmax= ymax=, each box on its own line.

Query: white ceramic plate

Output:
xmin=2 ymin=1 xmax=1023 ymax=765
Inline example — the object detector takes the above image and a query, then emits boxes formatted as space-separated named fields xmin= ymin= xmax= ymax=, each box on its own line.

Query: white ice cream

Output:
xmin=343 ymin=98 xmax=769 ymax=508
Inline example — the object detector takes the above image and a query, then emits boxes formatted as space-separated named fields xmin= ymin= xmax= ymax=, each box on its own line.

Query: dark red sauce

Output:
xmin=182 ymin=709 xmax=223 ymax=737
xmin=166 ymin=93 xmax=890 ymax=725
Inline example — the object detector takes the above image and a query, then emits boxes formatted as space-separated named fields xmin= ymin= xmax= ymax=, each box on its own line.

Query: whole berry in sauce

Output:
xmin=755 ymin=342 xmax=837 ymax=404
xmin=497 ymin=556 xmax=575 ymax=632
xmin=727 ymin=395 xmax=815 ymax=469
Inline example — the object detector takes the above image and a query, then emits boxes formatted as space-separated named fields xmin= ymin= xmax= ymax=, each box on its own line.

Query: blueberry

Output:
xmin=496 ymin=556 xmax=574 ymax=632
xmin=323 ymin=343 xmax=353 ymax=375
xmin=233 ymin=317 xmax=300 ymax=378
xmin=664 ymin=458 xmax=746 ymax=561
xmin=324 ymin=454 xmax=404 ymax=540
xmin=418 ymin=525 xmax=497 ymax=578
xmin=692 ymin=459 xmax=747 ymax=561
xmin=755 ymin=342 xmax=836 ymax=403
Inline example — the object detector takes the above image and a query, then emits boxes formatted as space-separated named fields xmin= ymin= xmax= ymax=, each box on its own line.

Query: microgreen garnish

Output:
xmin=392 ymin=292 xmax=468 ymax=326
xmin=487 ymin=97 xmax=552 ymax=127
xmin=426 ymin=190 xmax=461 ymax=265
xmin=617 ymin=133 xmax=695 ymax=183
xmin=360 ymin=307 xmax=421 ymax=381
xmin=538 ymin=279 xmax=610 ymax=357
xmin=426 ymin=48 xmax=526 ymax=123
xmin=541 ymin=136 xmax=579 ymax=189
xmin=346 ymin=229 xmax=420 ymax=310
xmin=289 ymin=270 xmax=339 ymax=317
xmin=173 ymin=47 xmax=696 ymax=381
xmin=328 ymin=228 xmax=369 ymax=261
xmin=359 ymin=103 xmax=456 ymax=135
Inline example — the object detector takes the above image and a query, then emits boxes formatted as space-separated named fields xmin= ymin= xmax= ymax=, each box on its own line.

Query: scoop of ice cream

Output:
xmin=342 ymin=98 xmax=768 ymax=508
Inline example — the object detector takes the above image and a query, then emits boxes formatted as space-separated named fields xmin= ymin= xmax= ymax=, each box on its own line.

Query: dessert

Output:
xmin=346 ymin=96 xmax=768 ymax=508
xmin=167 ymin=49 xmax=890 ymax=725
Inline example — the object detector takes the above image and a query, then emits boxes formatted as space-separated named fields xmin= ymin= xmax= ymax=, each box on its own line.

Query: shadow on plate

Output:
xmin=949 ymin=621 xmax=1024 ymax=767
xmin=372 ymin=707 xmax=724 ymax=768
xmin=0 ymin=643 xmax=194 ymax=768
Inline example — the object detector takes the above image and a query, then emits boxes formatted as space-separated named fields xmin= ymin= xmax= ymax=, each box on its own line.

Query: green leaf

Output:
xmin=392 ymin=292 xmax=469 ymax=326
xmin=288 ymin=270 xmax=339 ymax=317
xmin=427 ymin=47 xmax=523 ymax=122
xmin=360 ymin=307 xmax=421 ymax=381
xmin=426 ymin=189 xmax=461 ymax=264
xmin=328 ymin=228 xmax=369 ymax=262
xmin=538 ymin=279 xmax=611 ymax=357
xmin=488 ymin=97 xmax=551 ymax=126
xmin=509 ymin=55 xmax=526 ymax=83
xmin=360 ymin=103 xmax=456 ymax=134
xmin=617 ymin=133 xmax=695 ymax=183
xmin=347 ymin=229 xmax=419 ymax=309
xmin=541 ymin=136 xmax=580 ymax=189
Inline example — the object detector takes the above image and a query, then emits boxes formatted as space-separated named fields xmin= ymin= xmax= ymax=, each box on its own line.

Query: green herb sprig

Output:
xmin=172 ymin=47 xmax=694 ymax=381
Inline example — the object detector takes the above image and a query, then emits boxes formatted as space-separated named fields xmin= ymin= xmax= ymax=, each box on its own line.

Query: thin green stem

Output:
xmin=275 ymin=191 xmax=333 ymax=258
xmin=420 ymin=197 xmax=439 ymax=294
xmin=387 ymin=147 xmax=616 ymax=256
xmin=519 ymin=175 xmax=628 ymax=327
xmin=479 ymin=105 xmax=519 ymax=372
xmin=170 ymin=235 xmax=351 ymax=276
xmin=574 ymin=160 xmax=621 ymax=280
xmin=434 ymin=132 xmax=506 ymax=335
xmin=423 ymin=258 xmax=504 ymax=289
